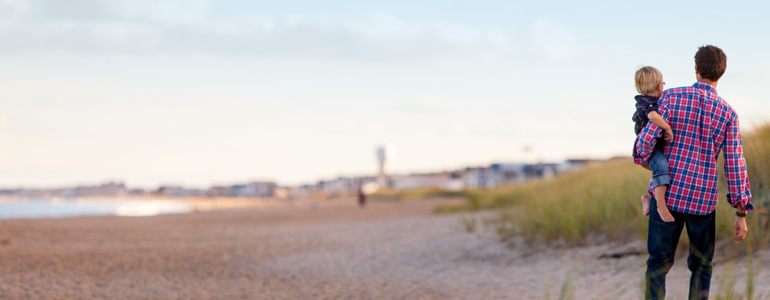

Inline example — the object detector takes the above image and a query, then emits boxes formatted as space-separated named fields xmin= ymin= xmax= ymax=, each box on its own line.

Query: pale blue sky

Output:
xmin=1 ymin=0 xmax=769 ymax=188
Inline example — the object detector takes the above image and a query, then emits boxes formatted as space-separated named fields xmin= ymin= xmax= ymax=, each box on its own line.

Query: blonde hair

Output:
xmin=634 ymin=66 xmax=663 ymax=95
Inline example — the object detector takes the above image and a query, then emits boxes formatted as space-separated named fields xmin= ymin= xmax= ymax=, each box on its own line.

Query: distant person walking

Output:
xmin=634 ymin=45 xmax=753 ymax=300
xmin=358 ymin=187 xmax=367 ymax=208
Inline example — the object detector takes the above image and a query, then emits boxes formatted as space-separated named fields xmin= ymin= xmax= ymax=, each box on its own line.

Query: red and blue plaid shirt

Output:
xmin=634 ymin=82 xmax=753 ymax=215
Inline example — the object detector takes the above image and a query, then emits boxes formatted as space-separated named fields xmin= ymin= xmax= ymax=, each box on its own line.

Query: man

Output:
xmin=634 ymin=45 xmax=753 ymax=300
xmin=358 ymin=186 xmax=367 ymax=207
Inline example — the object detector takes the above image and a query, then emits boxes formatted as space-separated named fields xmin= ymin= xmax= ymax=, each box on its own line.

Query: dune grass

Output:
xmin=740 ymin=123 xmax=770 ymax=250
xmin=493 ymin=157 xmax=652 ymax=243
xmin=438 ymin=123 xmax=770 ymax=245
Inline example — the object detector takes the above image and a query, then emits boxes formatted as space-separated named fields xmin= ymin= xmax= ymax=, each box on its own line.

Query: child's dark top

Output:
xmin=632 ymin=95 xmax=660 ymax=135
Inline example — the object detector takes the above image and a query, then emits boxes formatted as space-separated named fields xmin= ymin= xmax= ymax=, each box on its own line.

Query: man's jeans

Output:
xmin=645 ymin=199 xmax=715 ymax=300
xmin=646 ymin=144 xmax=671 ymax=188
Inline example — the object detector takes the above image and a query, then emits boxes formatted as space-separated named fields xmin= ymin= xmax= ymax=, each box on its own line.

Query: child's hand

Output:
xmin=663 ymin=128 xmax=674 ymax=142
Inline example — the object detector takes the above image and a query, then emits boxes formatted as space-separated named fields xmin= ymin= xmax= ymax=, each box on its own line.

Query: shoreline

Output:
xmin=0 ymin=196 xmax=365 ymax=220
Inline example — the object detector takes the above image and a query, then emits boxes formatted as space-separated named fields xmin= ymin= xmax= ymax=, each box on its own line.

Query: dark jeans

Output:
xmin=645 ymin=199 xmax=715 ymax=300
xmin=646 ymin=143 xmax=671 ymax=188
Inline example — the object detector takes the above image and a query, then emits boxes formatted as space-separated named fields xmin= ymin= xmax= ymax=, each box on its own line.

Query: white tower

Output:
xmin=376 ymin=144 xmax=396 ymax=178
xmin=376 ymin=146 xmax=388 ymax=178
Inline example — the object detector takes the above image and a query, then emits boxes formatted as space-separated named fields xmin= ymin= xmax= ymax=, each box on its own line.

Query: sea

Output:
xmin=0 ymin=199 xmax=192 ymax=219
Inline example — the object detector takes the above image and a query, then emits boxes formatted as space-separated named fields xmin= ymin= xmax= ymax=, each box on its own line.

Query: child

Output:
xmin=633 ymin=66 xmax=675 ymax=222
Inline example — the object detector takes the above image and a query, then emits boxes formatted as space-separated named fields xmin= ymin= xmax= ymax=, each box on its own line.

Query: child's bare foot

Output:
xmin=657 ymin=206 xmax=675 ymax=222
xmin=641 ymin=194 xmax=651 ymax=216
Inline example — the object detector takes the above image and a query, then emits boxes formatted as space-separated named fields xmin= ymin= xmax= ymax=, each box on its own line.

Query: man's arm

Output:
xmin=634 ymin=124 xmax=661 ymax=165
xmin=723 ymin=115 xmax=753 ymax=213
xmin=723 ymin=114 xmax=752 ymax=240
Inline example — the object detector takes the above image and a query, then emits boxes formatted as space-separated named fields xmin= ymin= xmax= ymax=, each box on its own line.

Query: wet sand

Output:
xmin=0 ymin=198 xmax=767 ymax=299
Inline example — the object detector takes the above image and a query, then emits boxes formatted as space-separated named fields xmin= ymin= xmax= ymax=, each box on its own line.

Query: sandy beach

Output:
xmin=0 ymin=197 xmax=768 ymax=300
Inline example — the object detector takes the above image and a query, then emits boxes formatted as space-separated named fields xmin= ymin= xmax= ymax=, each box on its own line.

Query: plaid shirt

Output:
xmin=634 ymin=82 xmax=753 ymax=215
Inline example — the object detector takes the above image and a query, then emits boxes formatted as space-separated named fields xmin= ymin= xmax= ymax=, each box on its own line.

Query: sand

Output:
xmin=0 ymin=197 xmax=768 ymax=300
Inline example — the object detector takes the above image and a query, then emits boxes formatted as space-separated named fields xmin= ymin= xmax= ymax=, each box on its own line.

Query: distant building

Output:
xmin=490 ymin=163 xmax=527 ymax=186
xmin=389 ymin=172 xmax=451 ymax=191
xmin=127 ymin=189 xmax=146 ymax=196
xmin=229 ymin=182 xmax=276 ymax=197
xmin=0 ymin=157 xmax=601 ymax=200
xmin=209 ymin=186 xmax=230 ymax=197
xmin=157 ymin=186 xmax=206 ymax=197
xmin=309 ymin=176 xmax=378 ymax=198
xmin=559 ymin=159 xmax=597 ymax=173
xmin=524 ymin=163 xmax=559 ymax=180
xmin=444 ymin=171 xmax=464 ymax=191
xmin=463 ymin=167 xmax=493 ymax=189
xmin=0 ymin=189 xmax=20 ymax=195
xmin=46 ymin=182 xmax=127 ymax=198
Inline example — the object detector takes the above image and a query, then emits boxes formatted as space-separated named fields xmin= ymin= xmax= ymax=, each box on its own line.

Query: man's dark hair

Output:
xmin=695 ymin=45 xmax=727 ymax=82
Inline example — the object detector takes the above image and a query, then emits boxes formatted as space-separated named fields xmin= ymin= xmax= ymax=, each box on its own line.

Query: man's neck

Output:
xmin=697 ymin=78 xmax=718 ymax=88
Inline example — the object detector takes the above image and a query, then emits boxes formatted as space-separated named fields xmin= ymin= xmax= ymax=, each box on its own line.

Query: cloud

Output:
xmin=523 ymin=18 xmax=580 ymax=60
xmin=0 ymin=0 xmax=30 ymax=23
xmin=0 ymin=1 xmax=512 ymax=64
xmin=38 ymin=0 xmax=210 ymax=23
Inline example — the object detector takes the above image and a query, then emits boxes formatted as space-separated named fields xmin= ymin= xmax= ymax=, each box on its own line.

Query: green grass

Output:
xmin=439 ymin=123 xmax=770 ymax=245
xmin=713 ymin=241 xmax=769 ymax=300
xmin=494 ymin=157 xmax=653 ymax=243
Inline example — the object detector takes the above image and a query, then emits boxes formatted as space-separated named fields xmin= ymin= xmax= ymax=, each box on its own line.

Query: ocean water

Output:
xmin=0 ymin=199 xmax=192 ymax=219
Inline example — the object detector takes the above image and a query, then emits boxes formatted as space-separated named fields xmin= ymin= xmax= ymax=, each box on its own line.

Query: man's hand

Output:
xmin=734 ymin=216 xmax=748 ymax=241
xmin=640 ymin=162 xmax=651 ymax=171
xmin=664 ymin=128 xmax=674 ymax=142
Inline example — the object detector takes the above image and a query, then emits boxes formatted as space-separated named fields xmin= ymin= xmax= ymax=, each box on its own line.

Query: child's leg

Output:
xmin=641 ymin=193 xmax=651 ymax=216
xmin=646 ymin=146 xmax=674 ymax=222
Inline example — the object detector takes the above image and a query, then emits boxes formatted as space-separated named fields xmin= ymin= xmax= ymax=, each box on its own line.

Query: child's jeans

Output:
xmin=646 ymin=144 xmax=670 ymax=188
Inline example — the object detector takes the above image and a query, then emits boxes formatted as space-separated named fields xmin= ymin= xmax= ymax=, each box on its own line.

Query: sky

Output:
xmin=1 ymin=0 xmax=769 ymax=189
